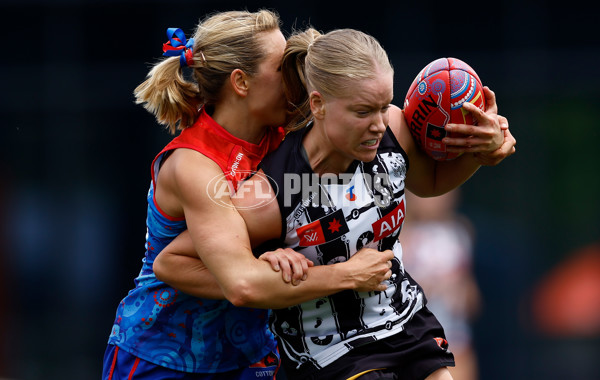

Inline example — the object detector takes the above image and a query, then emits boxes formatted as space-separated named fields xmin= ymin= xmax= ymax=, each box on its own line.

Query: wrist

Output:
xmin=333 ymin=261 xmax=358 ymax=291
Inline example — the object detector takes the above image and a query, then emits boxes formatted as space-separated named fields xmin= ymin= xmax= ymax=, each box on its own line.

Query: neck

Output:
xmin=210 ymin=105 xmax=266 ymax=145
xmin=303 ymin=126 xmax=353 ymax=176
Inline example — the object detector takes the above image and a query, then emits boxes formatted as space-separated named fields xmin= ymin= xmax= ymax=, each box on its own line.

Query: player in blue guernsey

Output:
xmin=103 ymin=11 xmax=291 ymax=379
xmin=105 ymin=109 xmax=285 ymax=376
xmin=153 ymin=28 xmax=516 ymax=380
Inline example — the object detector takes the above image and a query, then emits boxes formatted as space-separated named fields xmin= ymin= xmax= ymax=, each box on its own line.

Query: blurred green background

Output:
xmin=1 ymin=0 xmax=599 ymax=379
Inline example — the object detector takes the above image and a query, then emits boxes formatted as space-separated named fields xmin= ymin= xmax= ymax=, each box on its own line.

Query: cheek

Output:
xmin=265 ymin=81 xmax=283 ymax=104
xmin=325 ymin=120 xmax=354 ymax=147
xmin=268 ymin=73 xmax=283 ymax=91
xmin=383 ymin=112 xmax=390 ymax=126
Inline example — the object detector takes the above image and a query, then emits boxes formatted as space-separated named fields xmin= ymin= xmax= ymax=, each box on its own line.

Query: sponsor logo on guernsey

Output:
xmin=345 ymin=185 xmax=357 ymax=201
xmin=229 ymin=152 xmax=244 ymax=176
xmin=254 ymin=369 xmax=276 ymax=377
xmin=296 ymin=209 xmax=349 ymax=247
xmin=371 ymin=199 xmax=405 ymax=242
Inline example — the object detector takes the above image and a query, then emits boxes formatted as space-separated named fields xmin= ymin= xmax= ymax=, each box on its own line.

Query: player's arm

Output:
xmin=156 ymin=150 xmax=393 ymax=309
xmin=154 ymin=229 xmax=391 ymax=305
xmin=154 ymin=230 xmax=313 ymax=298
xmin=391 ymin=87 xmax=514 ymax=197
xmin=154 ymin=169 xmax=312 ymax=297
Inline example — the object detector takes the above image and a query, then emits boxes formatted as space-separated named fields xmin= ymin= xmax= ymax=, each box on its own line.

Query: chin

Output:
xmin=357 ymin=151 xmax=378 ymax=163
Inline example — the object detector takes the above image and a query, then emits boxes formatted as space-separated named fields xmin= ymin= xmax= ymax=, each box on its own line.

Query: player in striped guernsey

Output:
xmin=154 ymin=28 xmax=516 ymax=380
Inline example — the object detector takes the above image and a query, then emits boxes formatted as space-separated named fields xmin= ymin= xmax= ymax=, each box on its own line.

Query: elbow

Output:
xmin=223 ymin=280 xmax=263 ymax=308
xmin=153 ymin=255 xmax=167 ymax=282
xmin=408 ymin=180 xmax=448 ymax=198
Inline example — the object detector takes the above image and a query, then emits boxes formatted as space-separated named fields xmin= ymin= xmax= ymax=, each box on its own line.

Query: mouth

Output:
xmin=362 ymin=139 xmax=379 ymax=147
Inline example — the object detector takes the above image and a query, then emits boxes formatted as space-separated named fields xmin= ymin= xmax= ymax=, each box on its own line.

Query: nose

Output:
xmin=370 ymin=112 xmax=387 ymax=133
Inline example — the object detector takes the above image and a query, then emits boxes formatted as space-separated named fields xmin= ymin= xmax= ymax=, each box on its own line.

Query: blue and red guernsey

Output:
xmin=107 ymin=109 xmax=285 ymax=373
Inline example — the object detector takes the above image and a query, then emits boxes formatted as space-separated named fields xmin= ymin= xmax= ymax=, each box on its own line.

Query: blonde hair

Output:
xmin=282 ymin=28 xmax=393 ymax=131
xmin=134 ymin=10 xmax=281 ymax=134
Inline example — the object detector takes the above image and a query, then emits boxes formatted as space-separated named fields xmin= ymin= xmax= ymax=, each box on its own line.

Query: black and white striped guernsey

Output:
xmin=259 ymin=125 xmax=426 ymax=377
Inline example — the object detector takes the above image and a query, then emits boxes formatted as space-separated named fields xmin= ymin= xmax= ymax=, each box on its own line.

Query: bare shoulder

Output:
xmin=388 ymin=104 xmax=416 ymax=156
xmin=166 ymin=149 xmax=227 ymax=199
xmin=156 ymin=148 xmax=228 ymax=216
xmin=388 ymin=104 xmax=404 ymax=136
xmin=167 ymin=148 xmax=222 ymax=183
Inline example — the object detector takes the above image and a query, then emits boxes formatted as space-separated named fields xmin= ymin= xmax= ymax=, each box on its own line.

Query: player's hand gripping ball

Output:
xmin=403 ymin=57 xmax=486 ymax=161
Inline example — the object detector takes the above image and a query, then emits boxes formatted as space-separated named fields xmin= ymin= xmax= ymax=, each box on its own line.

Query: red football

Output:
xmin=403 ymin=57 xmax=486 ymax=161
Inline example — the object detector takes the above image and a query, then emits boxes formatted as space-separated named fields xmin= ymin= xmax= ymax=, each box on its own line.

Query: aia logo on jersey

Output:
xmin=296 ymin=209 xmax=349 ymax=247
xmin=345 ymin=185 xmax=357 ymax=201
xmin=371 ymin=199 xmax=405 ymax=242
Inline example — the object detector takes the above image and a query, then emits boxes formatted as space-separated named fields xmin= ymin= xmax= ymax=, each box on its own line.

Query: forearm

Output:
xmin=223 ymin=259 xmax=358 ymax=309
xmin=154 ymin=251 xmax=225 ymax=299
xmin=407 ymin=150 xmax=481 ymax=197
xmin=155 ymin=230 xmax=391 ymax=309
xmin=431 ymin=153 xmax=481 ymax=195
xmin=212 ymin=245 xmax=393 ymax=309
xmin=155 ymin=247 xmax=352 ymax=307
xmin=155 ymin=249 xmax=334 ymax=306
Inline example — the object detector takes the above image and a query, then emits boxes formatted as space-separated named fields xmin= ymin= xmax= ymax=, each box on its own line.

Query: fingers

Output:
xmin=380 ymin=251 xmax=394 ymax=284
xmin=462 ymin=101 xmax=490 ymax=126
xmin=445 ymin=103 xmax=491 ymax=138
xmin=276 ymin=251 xmax=294 ymax=284
xmin=443 ymin=132 xmax=495 ymax=153
xmin=483 ymin=86 xmax=498 ymax=115
xmin=442 ymin=87 xmax=504 ymax=155
xmin=505 ymin=127 xmax=516 ymax=147
xmin=258 ymin=251 xmax=281 ymax=272
xmin=280 ymin=248 xmax=312 ymax=286
xmin=444 ymin=102 xmax=504 ymax=153
xmin=498 ymin=115 xmax=509 ymax=130
xmin=375 ymin=273 xmax=392 ymax=291
xmin=375 ymin=268 xmax=393 ymax=291
xmin=349 ymin=248 xmax=397 ymax=292
xmin=382 ymin=249 xmax=395 ymax=261
xmin=259 ymin=249 xmax=311 ymax=285
xmin=291 ymin=251 xmax=310 ymax=285
xmin=474 ymin=127 xmax=517 ymax=166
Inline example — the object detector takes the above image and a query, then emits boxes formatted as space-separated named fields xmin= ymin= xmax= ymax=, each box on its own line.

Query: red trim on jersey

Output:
xmin=128 ymin=357 xmax=141 ymax=380
xmin=152 ymin=191 xmax=186 ymax=222
xmin=150 ymin=108 xmax=285 ymax=193
xmin=107 ymin=346 xmax=119 ymax=380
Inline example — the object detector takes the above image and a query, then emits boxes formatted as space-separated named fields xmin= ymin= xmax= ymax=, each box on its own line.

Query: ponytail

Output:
xmin=134 ymin=56 xmax=201 ymax=134
xmin=282 ymin=28 xmax=321 ymax=131
xmin=283 ymin=28 xmax=393 ymax=132
xmin=134 ymin=10 xmax=281 ymax=135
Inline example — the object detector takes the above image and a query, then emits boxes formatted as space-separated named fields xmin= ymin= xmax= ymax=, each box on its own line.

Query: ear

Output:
xmin=309 ymin=91 xmax=326 ymax=119
xmin=230 ymin=69 xmax=249 ymax=97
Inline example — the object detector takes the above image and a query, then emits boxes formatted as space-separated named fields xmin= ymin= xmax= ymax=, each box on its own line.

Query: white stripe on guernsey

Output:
xmin=309 ymin=292 xmax=424 ymax=369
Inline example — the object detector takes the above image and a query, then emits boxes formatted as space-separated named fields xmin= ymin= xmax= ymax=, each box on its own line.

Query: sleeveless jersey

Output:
xmin=259 ymin=126 xmax=426 ymax=377
xmin=107 ymin=109 xmax=285 ymax=373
